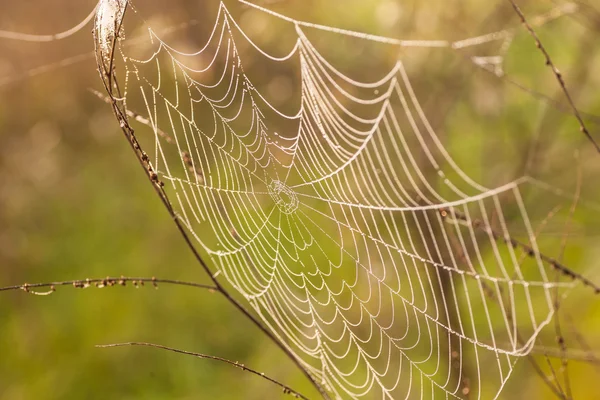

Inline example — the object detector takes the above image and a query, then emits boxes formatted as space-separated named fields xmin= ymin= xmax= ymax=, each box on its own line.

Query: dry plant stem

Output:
xmin=0 ymin=276 xmax=217 ymax=293
xmin=506 ymin=0 xmax=600 ymax=153
xmin=552 ymin=155 xmax=582 ymax=400
xmin=531 ymin=346 xmax=600 ymax=366
xmin=440 ymin=207 xmax=600 ymax=294
xmin=98 ymin=342 xmax=309 ymax=399
xmin=93 ymin=8 xmax=330 ymax=400
xmin=507 ymin=207 xmax=573 ymax=398
xmin=447 ymin=230 xmax=566 ymax=399
xmin=510 ymin=204 xmax=568 ymax=400
xmin=537 ymin=336 xmax=567 ymax=399
xmin=524 ymin=344 xmax=567 ymax=399
xmin=445 ymin=204 xmax=578 ymax=399
xmin=513 ymin=320 xmax=566 ymax=398
xmin=514 ymin=206 xmax=567 ymax=398
xmin=564 ymin=313 xmax=600 ymax=371
xmin=89 ymin=89 xmax=174 ymax=144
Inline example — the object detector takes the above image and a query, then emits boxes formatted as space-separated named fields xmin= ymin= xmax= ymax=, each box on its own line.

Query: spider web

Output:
xmin=95 ymin=1 xmax=586 ymax=398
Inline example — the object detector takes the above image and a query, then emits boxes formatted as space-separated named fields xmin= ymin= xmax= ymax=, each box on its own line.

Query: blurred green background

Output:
xmin=1 ymin=0 xmax=600 ymax=399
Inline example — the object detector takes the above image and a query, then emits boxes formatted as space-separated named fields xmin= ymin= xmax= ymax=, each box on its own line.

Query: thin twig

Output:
xmin=518 ymin=205 xmax=568 ymax=399
xmin=0 ymin=276 xmax=217 ymax=294
xmin=537 ymin=335 xmax=567 ymax=399
xmin=531 ymin=345 xmax=600 ymax=366
xmin=97 ymin=342 xmax=310 ymax=399
xmin=552 ymin=152 xmax=583 ymax=400
xmin=439 ymin=207 xmax=600 ymax=294
xmin=506 ymin=0 xmax=600 ymax=153
xmin=564 ymin=313 xmax=600 ymax=372
xmin=525 ymin=345 xmax=567 ymax=399
xmin=89 ymin=88 xmax=175 ymax=144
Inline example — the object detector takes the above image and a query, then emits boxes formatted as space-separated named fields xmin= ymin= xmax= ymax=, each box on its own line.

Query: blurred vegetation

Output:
xmin=1 ymin=0 xmax=600 ymax=399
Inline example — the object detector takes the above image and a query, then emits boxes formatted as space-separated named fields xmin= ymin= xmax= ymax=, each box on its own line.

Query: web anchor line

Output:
xmin=240 ymin=0 xmax=599 ymax=154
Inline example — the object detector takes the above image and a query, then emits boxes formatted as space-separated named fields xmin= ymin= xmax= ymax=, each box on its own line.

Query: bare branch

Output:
xmin=0 ymin=276 xmax=218 ymax=294
xmin=531 ymin=345 xmax=600 ymax=366
xmin=439 ymin=207 xmax=600 ymax=294
xmin=97 ymin=342 xmax=310 ymax=400
xmin=506 ymin=0 xmax=600 ymax=153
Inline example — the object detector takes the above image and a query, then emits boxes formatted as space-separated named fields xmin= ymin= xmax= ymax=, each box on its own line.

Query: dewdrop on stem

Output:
xmin=95 ymin=0 xmax=127 ymax=56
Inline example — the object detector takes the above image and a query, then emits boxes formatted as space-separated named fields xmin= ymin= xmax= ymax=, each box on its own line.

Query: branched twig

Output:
xmin=97 ymin=342 xmax=310 ymax=399
xmin=439 ymin=207 xmax=600 ymax=294
xmin=0 ymin=276 xmax=217 ymax=294
xmin=506 ymin=0 xmax=600 ymax=153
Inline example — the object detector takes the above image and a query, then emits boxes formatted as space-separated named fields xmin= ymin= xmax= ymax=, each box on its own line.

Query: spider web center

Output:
xmin=268 ymin=180 xmax=299 ymax=214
